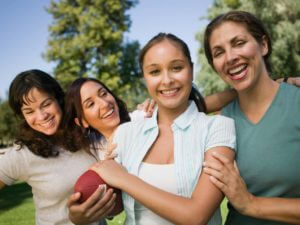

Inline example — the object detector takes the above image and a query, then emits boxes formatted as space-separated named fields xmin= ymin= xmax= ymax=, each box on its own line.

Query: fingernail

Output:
xmin=98 ymin=184 xmax=105 ymax=190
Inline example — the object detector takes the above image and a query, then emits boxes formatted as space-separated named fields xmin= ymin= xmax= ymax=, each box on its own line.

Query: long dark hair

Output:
xmin=139 ymin=33 xmax=207 ymax=113
xmin=204 ymin=10 xmax=272 ymax=72
xmin=8 ymin=69 xmax=65 ymax=158
xmin=62 ymin=77 xmax=130 ymax=153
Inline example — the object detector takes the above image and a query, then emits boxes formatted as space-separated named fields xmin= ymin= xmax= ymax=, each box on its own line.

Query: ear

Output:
xmin=74 ymin=117 xmax=89 ymax=128
xmin=261 ymin=36 xmax=269 ymax=56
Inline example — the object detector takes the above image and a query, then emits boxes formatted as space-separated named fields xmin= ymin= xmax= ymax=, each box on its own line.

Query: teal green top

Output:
xmin=222 ymin=83 xmax=300 ymax=225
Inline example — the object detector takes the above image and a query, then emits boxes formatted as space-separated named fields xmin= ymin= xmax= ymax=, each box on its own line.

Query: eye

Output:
xmin=84 ymin=100 xmax=94 ymax=109
xmin=149 ymin=69 xmax=160 ymax=76
xmin=213 ymin=49 xmax=224 ymax=58
xmin=24 ymin=110 xmax=34 ymax=115
xmin=41 ymin=99 xmax=53 ymax=108
xmin=235 ymin=40 xmax=246 ymax=47
xmin=42 ymin=102 xmax=51 ymax=108
xmin=99 ymin=90 xmax=108 ymax=97
xmin=172 ymin=65 xmax=183 ymax=72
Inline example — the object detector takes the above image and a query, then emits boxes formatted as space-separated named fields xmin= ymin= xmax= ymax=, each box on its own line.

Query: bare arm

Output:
xmin=204 ymin=89 xmax=236 ymax=113
xmin=276 ymin=77 xmax=300 ymax=87
xmin=92 ymin=147 xmax=235 ymax=225
xmin=204 ymin=153 xmax=300 ymax=224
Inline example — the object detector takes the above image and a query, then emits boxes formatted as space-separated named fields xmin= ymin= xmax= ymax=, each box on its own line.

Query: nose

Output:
xmin=161 ymin=70 xmax=174 ymax=86
xmin=96 ymin=97 xmax=109 ymax=109
xmin=36 ymin=109 xmax=49 ymax=121
xmin=225 ymin=48 xmax=239 ymax=65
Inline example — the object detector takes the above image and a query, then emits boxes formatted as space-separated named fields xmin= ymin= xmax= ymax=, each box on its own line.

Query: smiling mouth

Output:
xmin=160 ymin=88 xmax=180 ymax=96
xmin=228 ymin=64 xmax=247 ymax=75
xmin=39 ymin=117 xmax=55 ymax=129
xmin=101 ymin=108 xmax=115 ymax=119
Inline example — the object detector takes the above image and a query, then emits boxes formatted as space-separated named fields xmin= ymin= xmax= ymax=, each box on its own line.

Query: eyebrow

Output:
xmin=230 ymin=36 xmax=242 ymax=45
xmin=212 ymin=35 xmax=246 ymax=51
xmin=21 ymin=97 xmax=52 ymax=111
xmin=144 ymin=63 xmax=159 ymax=69
xmin=144 ymin=59 xmax=185 ymax=69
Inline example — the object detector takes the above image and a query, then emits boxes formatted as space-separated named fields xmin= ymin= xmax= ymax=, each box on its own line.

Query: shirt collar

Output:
xmin=142 ymin=107 xmax=159 ymax=133
xmin=173 ymin=101 xmax=199 ymax=130
xmin=142 ymin=101 xmax=199 ymax=133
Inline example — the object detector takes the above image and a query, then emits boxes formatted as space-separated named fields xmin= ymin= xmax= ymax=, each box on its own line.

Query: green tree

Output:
xmin=196 ymin=0 xmax=300 ymax=96
xmin=45 ymin=0 xmax=147 ymax=109
xmin=0 ymin=100 xmax=19 ymax=146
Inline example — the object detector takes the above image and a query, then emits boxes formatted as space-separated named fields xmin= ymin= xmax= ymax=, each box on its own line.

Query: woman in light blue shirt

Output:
xmin=70 ymin=33 xmax=236 ymax=225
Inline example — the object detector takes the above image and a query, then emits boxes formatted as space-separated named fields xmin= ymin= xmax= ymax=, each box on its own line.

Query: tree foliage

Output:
xmin=196 ymin=0 xmax=300 ymax=96
xmin=0 ymin=100 xmax=19 ymax=146
xmin=45 ymin=0 xmax=147 ymax=109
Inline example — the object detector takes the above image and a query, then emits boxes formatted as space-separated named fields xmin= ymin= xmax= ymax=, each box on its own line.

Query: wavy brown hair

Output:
xmin=62 ymin=78 xmax=130 ymax=153
xmin=8 ymin=69 xmax=65 ymax=158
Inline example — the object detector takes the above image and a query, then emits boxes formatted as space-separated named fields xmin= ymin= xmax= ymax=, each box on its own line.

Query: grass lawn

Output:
xmin=0 ymin=182 xmax=228 ymax=225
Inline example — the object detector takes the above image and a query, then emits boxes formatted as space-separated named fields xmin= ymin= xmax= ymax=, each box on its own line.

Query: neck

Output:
xmin=157 ymin=101 xmax=189 ymax=126
xmin=100 ymin=127 xmax=117 ymax=141
xmin=238 ymin=71 xmax=279 ymax=113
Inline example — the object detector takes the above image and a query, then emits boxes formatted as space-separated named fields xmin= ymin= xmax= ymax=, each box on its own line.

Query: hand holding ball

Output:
xmin=74 ymin=170 xmax=123 ymax=216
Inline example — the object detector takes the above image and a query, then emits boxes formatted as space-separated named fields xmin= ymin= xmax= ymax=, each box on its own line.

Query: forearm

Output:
xmin=119 ymin=173 xmax=223 ymax=225
xmin=245 ymin=196 xmax=300 ymax=224
xmin=205 ymin=89 xmax=236 ymax=113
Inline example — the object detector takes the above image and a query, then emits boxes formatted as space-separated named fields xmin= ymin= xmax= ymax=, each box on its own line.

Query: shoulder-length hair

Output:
xmin=8 ymin=69 xmax=65 ymax=158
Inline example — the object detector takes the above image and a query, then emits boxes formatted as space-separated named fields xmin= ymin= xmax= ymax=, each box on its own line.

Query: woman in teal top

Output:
xmin=202 ymin=11 xmax=300 ymax=224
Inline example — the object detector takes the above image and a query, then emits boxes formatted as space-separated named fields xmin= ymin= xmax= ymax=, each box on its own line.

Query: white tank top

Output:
xmin=135 ymin=162 xmax=177 ymax=225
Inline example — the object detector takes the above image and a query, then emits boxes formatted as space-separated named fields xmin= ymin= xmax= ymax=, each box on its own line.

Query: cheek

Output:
xmin=83 ymin=110 xmax=96 ymax=124
xmin=23 ymin=114 xmax=34 ymax=125
xmin=212 ymin=59 xmax=223 ymax=74
xmin=242 ymin=44 xmax=258 ymax=58
xmin=54 ymin=105 xmax=62 ymax=119
xmin=144 ymin=77 xmax=157 ymax=93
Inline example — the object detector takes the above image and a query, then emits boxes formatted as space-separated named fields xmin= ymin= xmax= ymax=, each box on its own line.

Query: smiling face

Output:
xmin=21 ymin=87 xmax=62 ymax=136
xmin=210 ymin=21 xmax=268 ymax=92
xmin=142 ymin=39 xmax=193 ymax=115
xmin=79 ymin=81 xmax=120 ymax=139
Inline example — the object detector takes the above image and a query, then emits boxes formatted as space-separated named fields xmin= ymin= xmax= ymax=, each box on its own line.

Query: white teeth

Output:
xmin=102 ymin=109 xmax=114 ymax=119
xmin=40 ymin=118 xmax=54 ymax=128
xmin=229 ymin=64 xmax=247 ymax=75
xmin=161 ymin=89 xmax=178 ymax=95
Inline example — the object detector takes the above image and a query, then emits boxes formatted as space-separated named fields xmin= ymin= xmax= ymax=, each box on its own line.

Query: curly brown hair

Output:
xmin=8 ymin=69 xmax=65 ymax=158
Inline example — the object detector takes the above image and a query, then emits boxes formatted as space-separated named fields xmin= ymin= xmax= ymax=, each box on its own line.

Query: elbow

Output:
xmin=182 ymin=218 xmax=207 ymax=225
xmin=178 ymin=212 xmax=208 ymax=225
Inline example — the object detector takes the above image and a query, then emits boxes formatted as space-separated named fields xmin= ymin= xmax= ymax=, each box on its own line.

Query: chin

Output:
xmin=42 ymin=127 xmax=59 ymax=136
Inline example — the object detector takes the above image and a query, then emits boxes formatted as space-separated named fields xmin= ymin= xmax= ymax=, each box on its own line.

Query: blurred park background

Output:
xmin=0 ymin=0 xmax=299 ymax=224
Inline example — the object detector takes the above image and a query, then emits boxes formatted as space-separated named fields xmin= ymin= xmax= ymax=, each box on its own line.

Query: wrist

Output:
xmin=242 ymin=194 xmax=260 ymax=217
xmin=118 ymin=172 xmax=135 ymax=191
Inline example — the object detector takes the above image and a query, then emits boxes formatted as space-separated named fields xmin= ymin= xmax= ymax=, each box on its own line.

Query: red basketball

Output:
xmin=74 ymin=170 xmax=123 ymax=216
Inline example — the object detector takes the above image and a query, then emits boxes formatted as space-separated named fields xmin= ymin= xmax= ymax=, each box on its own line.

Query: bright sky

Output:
xmin=0 ymin=0 xmax=212 ymax=99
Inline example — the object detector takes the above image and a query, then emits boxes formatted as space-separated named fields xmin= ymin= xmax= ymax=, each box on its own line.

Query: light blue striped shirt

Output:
xmin=114 ymin=101 xmax=236 ymax=225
